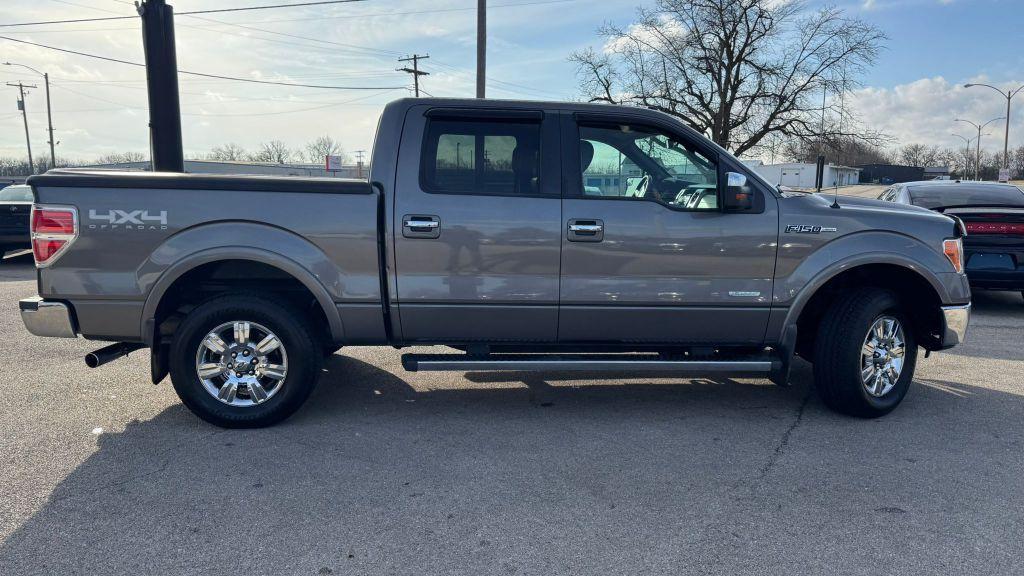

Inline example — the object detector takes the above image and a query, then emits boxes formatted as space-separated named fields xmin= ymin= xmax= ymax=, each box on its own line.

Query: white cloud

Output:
xmin=848 ymin=76 xmax=1024 ymax=152
xmin=2 ymin=0 xmax=628 ymax=161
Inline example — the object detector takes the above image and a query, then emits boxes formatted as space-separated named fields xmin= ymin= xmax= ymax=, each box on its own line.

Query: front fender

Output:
xmin=138 ymin=221 xmax=349 ymax=344
xmin=772 ymin=230 xmax=969 ymax=341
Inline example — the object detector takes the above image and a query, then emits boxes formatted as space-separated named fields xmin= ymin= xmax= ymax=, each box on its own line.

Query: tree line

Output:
xmin=0 ymin=135 xmax=349 ymax=177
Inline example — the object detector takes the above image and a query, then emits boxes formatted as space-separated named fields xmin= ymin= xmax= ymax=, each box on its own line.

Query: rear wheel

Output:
xmin=169 ymin=295 xmax=322 ymax=428
xmin=813 ymin=288 xmax=918 ymax=417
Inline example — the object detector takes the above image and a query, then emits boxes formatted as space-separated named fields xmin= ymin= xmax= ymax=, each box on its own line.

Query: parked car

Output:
xmin=20 ymin=98 xmax=970 ymax=427
xmin=0 ymin=184 xmax=32 ymax=259
xmin=879 ymin=181 xmax=1024 ymax=301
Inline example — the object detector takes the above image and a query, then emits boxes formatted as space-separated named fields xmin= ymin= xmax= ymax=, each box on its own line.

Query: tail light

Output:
xmin=963 ymin=221 xmax=1024 ymax=235
xmin=943 ymin=238 xmax=964 ymax=274
xmin=31 ymin=205 xmax=78 ymax=267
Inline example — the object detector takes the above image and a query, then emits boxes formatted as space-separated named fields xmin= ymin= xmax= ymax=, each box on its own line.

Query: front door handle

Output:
xmin=403 ymin=214 xmax=441 ymax=239
xmin=567 ymin=219 xmax=604 ymax=242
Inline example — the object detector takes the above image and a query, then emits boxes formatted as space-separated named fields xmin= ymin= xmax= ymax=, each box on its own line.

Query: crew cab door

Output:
xmin=557 ymin=113 xmax=779 ymax=344
xmin=392 ymin=106 xmax=562 ymax=342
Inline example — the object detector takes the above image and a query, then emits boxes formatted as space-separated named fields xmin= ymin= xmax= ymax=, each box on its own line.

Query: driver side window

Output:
xmin=579 ymin=123 xmax=719 ymax=211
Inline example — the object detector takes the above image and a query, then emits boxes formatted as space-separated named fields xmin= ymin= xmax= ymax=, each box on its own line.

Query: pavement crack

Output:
xmin=758 ymin=389 xmax=811 ymax=481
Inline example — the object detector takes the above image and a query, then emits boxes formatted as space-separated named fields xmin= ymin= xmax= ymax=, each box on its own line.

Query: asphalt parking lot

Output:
xmin=1 ymin=252 xmax=1022 ymax=575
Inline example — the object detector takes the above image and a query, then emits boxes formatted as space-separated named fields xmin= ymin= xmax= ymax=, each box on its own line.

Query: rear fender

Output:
xmin=139 ymin=222 xmax=346 ymax=345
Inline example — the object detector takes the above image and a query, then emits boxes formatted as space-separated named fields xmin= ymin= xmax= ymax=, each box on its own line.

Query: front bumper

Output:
xmin=938 ymin=303 xmax=970 ymax=349
xmin=20 ymin=297 xmax=77 ymax=338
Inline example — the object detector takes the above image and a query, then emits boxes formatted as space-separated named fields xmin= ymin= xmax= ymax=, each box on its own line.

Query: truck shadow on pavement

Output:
xmin=0 ymin=258 xmax=34 ymax=282
xmin=3 ymin=351 xmax=1024 ymax=575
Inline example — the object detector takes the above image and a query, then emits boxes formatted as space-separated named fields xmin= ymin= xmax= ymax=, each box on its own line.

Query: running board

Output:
xmin=401 ymin=353 xmax=777 ymax=374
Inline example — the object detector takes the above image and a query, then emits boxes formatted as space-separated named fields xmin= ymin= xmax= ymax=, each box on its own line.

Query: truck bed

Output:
xmin=27 ymin=169 xmax=384 ymax=343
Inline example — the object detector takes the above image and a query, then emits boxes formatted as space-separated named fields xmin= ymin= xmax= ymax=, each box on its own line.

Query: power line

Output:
xmin=0 ymin=0 xmax=369 ymax=27
xmin=48 ymin=80 xmax=397 ymax=117
xmin=0 ymin=36 xmax=404 ymax=90
xmin=176 ymin=15 xmax=400 ymax=59
xmin=180 ymin=0 xmax=367 ymax=17
xmin=180 ymin=0 xmax=582 ymax=25
xmin=4 ymin=0 xmax=583 ymax=30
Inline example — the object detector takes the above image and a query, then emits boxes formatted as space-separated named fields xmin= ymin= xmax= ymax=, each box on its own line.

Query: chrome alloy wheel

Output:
xmin=195 ymin=320 xmax=288 ymax=407
xmin=861 ymin=316 xmax=906 ymax=398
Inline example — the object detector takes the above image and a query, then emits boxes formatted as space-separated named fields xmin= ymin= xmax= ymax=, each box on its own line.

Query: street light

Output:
xmin=3 ymin=62 xmax=57 ymax=171
xmin=951 ymin=133 xmax=976 ymax=179
xmin=956 ymin=116 xmax=1004 ymax=180
xmin=964 ymin=82 xmax=1024 ymax=177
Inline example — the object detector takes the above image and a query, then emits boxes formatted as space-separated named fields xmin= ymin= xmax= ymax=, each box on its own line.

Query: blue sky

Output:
xmin=1 ymin=0 xmax=1023 ymax=161
xmin=846 ymin=0 xmax=1024 ymax=88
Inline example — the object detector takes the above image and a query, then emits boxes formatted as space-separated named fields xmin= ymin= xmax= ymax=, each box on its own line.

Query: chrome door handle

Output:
xmin=404 ymin=220 xmax=439 ymax=228
xmin=567 ymin=218 xmax=604 ymax=242
xmin=402 ymin=214 xmax=441 ymax=239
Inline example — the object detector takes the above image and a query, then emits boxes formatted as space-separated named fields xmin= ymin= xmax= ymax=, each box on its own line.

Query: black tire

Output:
xmin=813 ymin=288 xmax=918 ymax=418
xmin=169 ymin=295 xmax=322 ymax=428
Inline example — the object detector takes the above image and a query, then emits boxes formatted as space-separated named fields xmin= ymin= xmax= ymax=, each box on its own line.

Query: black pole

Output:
xmin=139 ymin=0 xmax=184 ymax=172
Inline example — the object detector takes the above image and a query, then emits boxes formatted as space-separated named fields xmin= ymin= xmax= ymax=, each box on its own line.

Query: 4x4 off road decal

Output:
xmin=87 ymin=209 xmax=168 ymax=230
xmin=785 ymin=224 xmax=837 ymax=234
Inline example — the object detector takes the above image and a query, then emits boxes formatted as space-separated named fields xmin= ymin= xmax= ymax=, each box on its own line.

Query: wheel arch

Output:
xmin=141 ymin=246 xmax=344 ymax=347
xmin=784 ymin=256 xmax=948 ymax=358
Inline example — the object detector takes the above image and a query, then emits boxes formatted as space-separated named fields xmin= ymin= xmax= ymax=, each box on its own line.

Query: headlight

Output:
xmin=943 ymin=238 xmax=964 ymax=273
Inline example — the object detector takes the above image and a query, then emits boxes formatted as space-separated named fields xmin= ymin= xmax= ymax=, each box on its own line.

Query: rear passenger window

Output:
xmin=421 ymin=119 xmax=542 ymax=196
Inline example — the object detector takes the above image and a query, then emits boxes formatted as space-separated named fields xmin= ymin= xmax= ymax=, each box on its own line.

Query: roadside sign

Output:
xmin=998 ymin=168 xmax=1010 ymax=183
xmin=325 ymin=155 xmax=343 ymax=171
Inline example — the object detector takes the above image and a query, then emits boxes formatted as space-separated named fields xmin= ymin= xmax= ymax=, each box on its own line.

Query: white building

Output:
xmin=753 ymin=162 xmax=861 ymax=189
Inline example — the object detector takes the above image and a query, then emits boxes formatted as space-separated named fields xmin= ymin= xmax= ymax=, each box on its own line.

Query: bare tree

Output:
xmin=896 ymin=144 xmax=941 ymax=168
xmin=1011 ymin=145 xmax=1024 ymax=179
xmin=249 ymin=140 xmax=293 ymax=164
xmin=304 ymin=135 xmax=346 ymax=164
xmin=782 ymin=134 xmax=890 ymax=166
xmin=570 ymin=0 xmax=886 ymax=156
xmin=95 ymin=151 xmax=148 ymax=164
xmin=207 ymin=143 xmax=248 ymax=162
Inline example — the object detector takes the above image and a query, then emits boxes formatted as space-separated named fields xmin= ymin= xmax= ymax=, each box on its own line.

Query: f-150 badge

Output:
xmin=785 ymin=225 xmax=837 ymax=234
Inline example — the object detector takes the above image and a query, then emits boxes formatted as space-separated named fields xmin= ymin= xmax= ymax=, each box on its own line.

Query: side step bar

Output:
xmin=402 ymin=353 xmax=777 ymax=374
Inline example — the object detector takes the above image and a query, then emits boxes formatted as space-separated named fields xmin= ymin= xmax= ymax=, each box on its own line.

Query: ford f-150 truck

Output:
xmin=20 ymin=98 xmax=971 ymax=427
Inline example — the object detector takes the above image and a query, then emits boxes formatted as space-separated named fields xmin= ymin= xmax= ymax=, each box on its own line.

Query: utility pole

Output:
xmin=43 ymin=73 xmax=55 ymax=170
xmin=7 ymin=81 xmax=36 ymax=174
xmin=397 ymin=54 xmax=429 ymax=97
xmin=138 ymin=0 xmax=184 ymax=172
xmin=4 ymin=63 xmax=57 ymax=170
xmin=815 ymin=83 xmax=827 ymax=192
xmin=476 ymin=0 xmax=486 ymax=98
xmin=354 ymin=150 xmax=366 ymax=178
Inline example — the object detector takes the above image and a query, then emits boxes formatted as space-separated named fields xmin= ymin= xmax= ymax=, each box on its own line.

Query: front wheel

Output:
xmin=169 ymin=295 xmax=322 ymax=428
xmin=813 ymin=288 xmax=918 ymax=418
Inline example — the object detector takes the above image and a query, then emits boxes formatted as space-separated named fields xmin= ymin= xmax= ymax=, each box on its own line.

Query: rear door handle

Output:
xmin=567 ymin=219 xmax=604 ymax=242
xmin=402 ymin=214 xmax=441 ymax=239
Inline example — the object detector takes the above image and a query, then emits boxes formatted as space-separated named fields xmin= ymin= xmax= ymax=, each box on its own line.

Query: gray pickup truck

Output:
xmin=20 ymin=98 xmax=971 ymax=427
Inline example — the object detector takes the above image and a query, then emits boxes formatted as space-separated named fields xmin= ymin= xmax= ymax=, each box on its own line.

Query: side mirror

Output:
xmin=723 ymin=171 xmax=753 ymax=211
